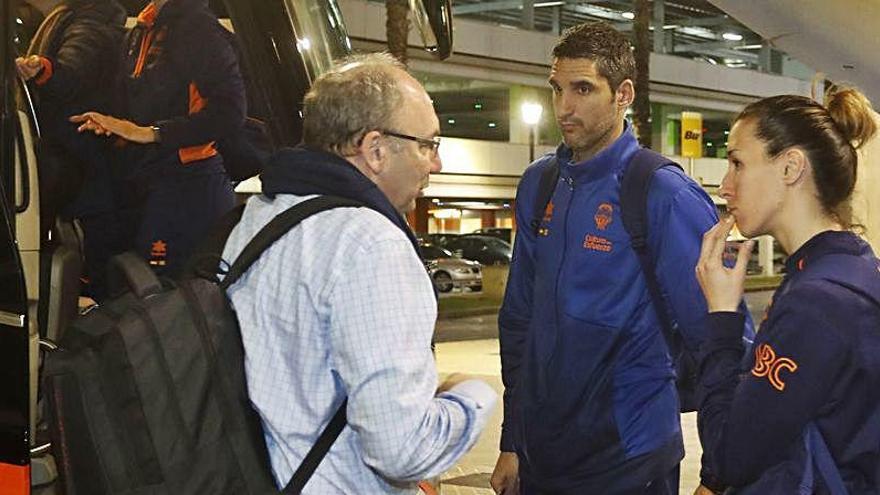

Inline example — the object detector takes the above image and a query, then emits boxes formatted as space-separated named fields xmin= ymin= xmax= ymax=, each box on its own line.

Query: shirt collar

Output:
xmin=557 ymin=120 xmax=640 ymax=184
xmin=785 ymin=230 xmax=869 ymax=273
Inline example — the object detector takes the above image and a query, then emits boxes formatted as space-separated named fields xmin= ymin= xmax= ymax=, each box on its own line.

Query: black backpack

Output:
xmin=43 ymin=195 xmax=359 ymax=494
xmin=530 ymin=149 xmax=702 ymax=412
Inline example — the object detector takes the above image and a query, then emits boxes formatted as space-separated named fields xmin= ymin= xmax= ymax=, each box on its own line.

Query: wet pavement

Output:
xmin=433 ymin=290 xmax=774 ymax=493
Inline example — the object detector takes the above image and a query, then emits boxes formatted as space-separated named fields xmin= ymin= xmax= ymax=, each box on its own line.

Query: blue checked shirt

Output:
xmin=222 ymin=194 xmax=497 ymax=494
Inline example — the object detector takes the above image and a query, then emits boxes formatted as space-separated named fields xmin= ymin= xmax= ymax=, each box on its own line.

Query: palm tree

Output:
xmin=632 ymin=0 xmax=652 ymax=148
xmin=386 ymin=0 xmax=410 ymax=67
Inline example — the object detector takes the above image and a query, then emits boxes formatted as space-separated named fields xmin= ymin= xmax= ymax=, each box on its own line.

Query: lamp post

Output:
xmin=521 ymin=101 xmax=543 ymax=163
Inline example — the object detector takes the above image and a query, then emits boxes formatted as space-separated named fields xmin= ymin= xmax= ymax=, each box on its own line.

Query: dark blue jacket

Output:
xmin=117 ymin=0 xmax=245 ymax=171
xmin=499 ymin=126 xmax=737 ymax=492
xmin=699 ymin=231 xmax=880 ymax=494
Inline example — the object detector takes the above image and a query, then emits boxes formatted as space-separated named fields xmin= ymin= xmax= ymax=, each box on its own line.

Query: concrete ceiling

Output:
xmin=708 ymin=0 xmax=880 ymax=103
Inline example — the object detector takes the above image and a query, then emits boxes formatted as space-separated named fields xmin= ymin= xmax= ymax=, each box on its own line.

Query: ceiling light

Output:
xmin=534 ymin=1 xmax=565 ymax=7
xmin=621 ymin=12 xmax=635 ymax=20
xmin=722 ymin=32 xmax=743 ymax=41
xmin=447 ymin=118 xmax=456 ymax=125
xmin=488 ymin=122 xmax=497 ymax=128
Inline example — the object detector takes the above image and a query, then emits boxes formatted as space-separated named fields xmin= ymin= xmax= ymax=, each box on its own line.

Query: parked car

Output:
xmin=418 ymin=232 xmax=459 ymax=247
xmin=420 ymin=244 xmax=482 ymax=293
xmin=444 ymin=235 xmax=512 ymax=265
xmin=471 ymin=227 xmax=512 ymax=244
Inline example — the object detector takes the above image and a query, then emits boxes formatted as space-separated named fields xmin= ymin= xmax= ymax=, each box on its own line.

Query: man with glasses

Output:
xmin=222 ymin=53 xmax=496 ymax=493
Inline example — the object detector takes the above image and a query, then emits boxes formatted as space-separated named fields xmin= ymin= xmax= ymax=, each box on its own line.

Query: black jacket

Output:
xmin=30 ymin=0 xmax=125 ymax=122
xmin=27 ymin=0 xmax=125 ymax=229
xmin=119 ymin=0 xmax=246 ymax=162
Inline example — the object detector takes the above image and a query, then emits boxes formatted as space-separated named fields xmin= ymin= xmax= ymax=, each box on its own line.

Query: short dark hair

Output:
xmin=552 ymin=21 xmax=635 ymax=90
xmin=735 ymin=88 xmax=877 ymax=227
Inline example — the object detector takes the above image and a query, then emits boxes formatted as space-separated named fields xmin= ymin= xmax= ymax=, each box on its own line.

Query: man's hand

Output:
xmin=15 ymin=55 xmax=43 ymax=81
xmin=490 ymin=451 xmax=519 ymax=494
xmin=693 ymin=484 xmax=720 ymax=495
xmin=695 ymin=215 xmax=755 ymax=313
xmin=69 ymin=112 xmax=157 ymax=143
xmin=436 ymin=373 xmax=472 ymax=394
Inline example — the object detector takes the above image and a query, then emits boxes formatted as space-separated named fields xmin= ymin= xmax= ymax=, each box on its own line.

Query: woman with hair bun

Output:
xmin=693 ymin=87 xmax=880 ymax=494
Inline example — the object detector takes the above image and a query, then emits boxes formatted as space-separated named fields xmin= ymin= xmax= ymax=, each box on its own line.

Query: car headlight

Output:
xmin=454 ymin=267 xmax=472 ymax=274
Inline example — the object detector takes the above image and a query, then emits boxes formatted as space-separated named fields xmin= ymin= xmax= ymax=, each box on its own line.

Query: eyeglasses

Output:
xmin=382 ymin=130 xmax=441 ymax=154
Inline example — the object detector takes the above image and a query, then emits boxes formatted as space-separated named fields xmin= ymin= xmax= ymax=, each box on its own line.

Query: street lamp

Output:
xmin=521 ymin=101 xmax=543 ymax=162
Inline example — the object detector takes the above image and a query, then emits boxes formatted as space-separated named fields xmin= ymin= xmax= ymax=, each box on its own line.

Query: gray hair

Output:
xmin=302 ymin=52 xmax=407 ymax=154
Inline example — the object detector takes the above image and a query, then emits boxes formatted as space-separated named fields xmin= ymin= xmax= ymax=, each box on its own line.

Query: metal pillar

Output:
xmin=521 ymin=0 xmax=535 ymax=30
xmin=653 ymin=0 xmax=665 ymax=53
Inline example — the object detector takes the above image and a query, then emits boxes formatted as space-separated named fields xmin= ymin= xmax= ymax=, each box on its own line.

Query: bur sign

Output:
xmin=681 ymin=111 xmax=703 ymax=159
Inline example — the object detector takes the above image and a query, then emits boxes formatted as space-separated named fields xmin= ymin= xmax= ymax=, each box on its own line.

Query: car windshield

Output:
xmin=421 ymin=245 xmax=453 ymax=259
xmin=480 ymin=236 xmax=510 ymax=249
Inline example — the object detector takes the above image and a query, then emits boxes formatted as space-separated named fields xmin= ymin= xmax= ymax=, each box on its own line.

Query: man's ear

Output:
xmin=781 ymin=148 xmax=808 ymax=185
xmin=615 ymin=79 xmax=635 ymax=108
xmin=357 ymin=130 xmax=387 ymax=175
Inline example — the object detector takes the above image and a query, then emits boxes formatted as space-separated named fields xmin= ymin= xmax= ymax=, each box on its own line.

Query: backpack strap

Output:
xmin=529 ymin=160 xmax=560 ymax=236
xmin=620 ymin=149 xmax=697 ymax=409
xmin=620 ymin=149 xmax=683 ymax=350
xmin=282 ymin=401 xmax=348 ymax=494
xmin=219 ymin=195 xmax=363 ymax=289
xmin=106 ymin=251 xmax=164 ymax=299
xmin=218 ymin=195 xmax=363 ymax=494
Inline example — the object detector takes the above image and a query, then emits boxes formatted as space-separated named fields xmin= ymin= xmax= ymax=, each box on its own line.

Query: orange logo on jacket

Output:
xmin=595 ymin=203 xmax=613 ymax=231
xmin=543 ymin=201 xmax=555 ymax=223
xmin=150 ymin=240 xmax=168 ymax=267
xmin=751 ymin=344 xmax=797 ymax=391
xmin=583 ymin=203 xmax=614 ymax=252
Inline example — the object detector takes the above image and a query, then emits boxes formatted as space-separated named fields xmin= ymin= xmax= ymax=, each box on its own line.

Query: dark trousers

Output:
xmin=118 ymin=156 xmax=234 ymax=277
xmin=520 ymin=465 xmax=680 ymax=495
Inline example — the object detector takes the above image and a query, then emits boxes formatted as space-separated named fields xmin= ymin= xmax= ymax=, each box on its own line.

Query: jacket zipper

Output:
xmin=547 ymin=175 xmax=575 ymax=388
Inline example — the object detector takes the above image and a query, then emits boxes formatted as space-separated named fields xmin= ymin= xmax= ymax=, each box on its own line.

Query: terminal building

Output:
xmin=319 ymin=0 xmax=880 ymax=275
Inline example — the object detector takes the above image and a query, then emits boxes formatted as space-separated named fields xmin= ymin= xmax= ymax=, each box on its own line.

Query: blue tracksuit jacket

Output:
xmin=499 ymin=127 xmax=733 ymax=492
xmin=699 ymin=231 xmax=880 ymax=494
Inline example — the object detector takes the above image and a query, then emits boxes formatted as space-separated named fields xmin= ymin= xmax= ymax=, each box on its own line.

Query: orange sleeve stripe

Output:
xmin=179 ymin=142 xmax=217 ymax=164
xmin=178 ymin=82 xmax=217 ymax=164
xmin=0 ymin=463 xmax=30 ymax=495
xmin=34 ymin=56 xmax=53 ymax=85
xmin=132 ymin=30 xmax=154 ymax=78
xmin=188 ymin=82 xmax=207 ymax=114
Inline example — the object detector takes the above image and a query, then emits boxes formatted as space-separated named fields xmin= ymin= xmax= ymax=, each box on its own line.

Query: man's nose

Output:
xmin=430 ymin=150 xmax=442 ymax=173
xmin=556 ymin=92 xmax=574 ymax=116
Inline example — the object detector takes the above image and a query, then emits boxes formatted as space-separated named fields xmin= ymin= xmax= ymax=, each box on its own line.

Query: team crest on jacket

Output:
xmin=584 ymin=203 xmax=614 ymax=252
xmin=751 ymin=343 xmax=797 ymax=391
xmin=594 ymin=203 xmax=613 ymax=231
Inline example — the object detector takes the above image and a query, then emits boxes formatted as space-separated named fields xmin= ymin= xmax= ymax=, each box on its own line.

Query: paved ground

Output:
xmin=432 ymin=290 xmax=774 ymax=493
xmin=434 ymin=340 xmax=703 ymax=494
xmin=436 ymin=290 xmax=773 ymax=341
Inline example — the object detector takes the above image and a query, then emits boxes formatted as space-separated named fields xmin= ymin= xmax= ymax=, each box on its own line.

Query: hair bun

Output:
xmin=825 ymin=86 xmax=878 ymax=149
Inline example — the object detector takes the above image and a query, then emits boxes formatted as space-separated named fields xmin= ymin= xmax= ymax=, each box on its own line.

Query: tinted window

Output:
xmin=421 ymin=245 xmax=452 ymax=259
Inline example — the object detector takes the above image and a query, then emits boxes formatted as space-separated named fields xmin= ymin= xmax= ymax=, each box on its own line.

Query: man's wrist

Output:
xmin=700 ymin=475 xmax=727 ymax=494
xmin=150 ymin=125 xmax=161 ymax=143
